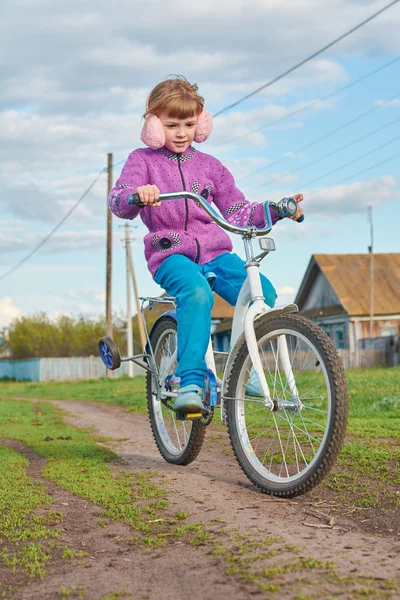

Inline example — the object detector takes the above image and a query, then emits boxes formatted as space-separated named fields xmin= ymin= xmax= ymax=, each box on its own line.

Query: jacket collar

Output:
xmin=156 ymin=145 xmax=196 ymax=162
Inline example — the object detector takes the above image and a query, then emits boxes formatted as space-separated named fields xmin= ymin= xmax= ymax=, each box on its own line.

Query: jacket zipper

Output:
xmin=177 ymin=152 xmax=197 ymax=260
xmin=195 ymin=239 xmax=200 ymax=264
xmin=177 ymin=154 xmax=189 ymax=231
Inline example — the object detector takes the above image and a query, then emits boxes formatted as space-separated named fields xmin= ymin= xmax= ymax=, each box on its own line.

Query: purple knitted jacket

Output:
xmin=108 ymin=145 xmax=280 ymax=276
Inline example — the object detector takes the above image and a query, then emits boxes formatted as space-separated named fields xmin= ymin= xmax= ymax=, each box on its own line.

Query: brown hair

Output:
xmin=144 ymin=75 xmax=204 ymax=119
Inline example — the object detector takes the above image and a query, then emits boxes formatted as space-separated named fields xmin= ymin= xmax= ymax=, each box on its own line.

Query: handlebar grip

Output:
xmin=127 ymin=193 xmax=145 ymax=207
xmin=271 ymin=197 xmax=304 ymax=222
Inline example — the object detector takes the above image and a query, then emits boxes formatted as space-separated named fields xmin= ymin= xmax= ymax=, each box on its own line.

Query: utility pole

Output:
xmin=124 ymin=223 xmax=134 ymax=377
xmin=106 ymin=153 xmax=113 ymax=340
xmin=106 ymin=153 xmax=113 ymax=377
xmin=368 ymin=206 xmax=374 ymax=340
xmin=126 ymin=229 xmax=147 ymax=351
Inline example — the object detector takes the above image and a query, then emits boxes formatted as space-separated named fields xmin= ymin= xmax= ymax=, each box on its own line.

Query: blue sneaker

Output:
xmin=245 ymin=368 xmax=264 ymax=397
xmin=174 ymin=385 xmax=204 ymax=414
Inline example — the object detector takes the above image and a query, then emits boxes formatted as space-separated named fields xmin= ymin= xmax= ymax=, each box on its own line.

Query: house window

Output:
xmin=335 ymin=328 xmax=345 ymax=349
xmin=320 ymin=325 xmax=333 ymax=343
xmin=214 ymin=335 xmax=223 ymax=352
xmin=380 ymin=326 xmax=396 ymax=337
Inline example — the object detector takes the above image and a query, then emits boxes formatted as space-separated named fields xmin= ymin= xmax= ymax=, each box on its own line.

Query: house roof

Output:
xmin=295 ymin=253 xmax=400 ymax=317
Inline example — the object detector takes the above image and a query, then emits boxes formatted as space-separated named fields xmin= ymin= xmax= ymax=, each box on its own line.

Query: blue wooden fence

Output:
xmin=0 ymin=358 xmax=41 ymax=381
xmin=0 ymin=357 xmax=143 ymax=381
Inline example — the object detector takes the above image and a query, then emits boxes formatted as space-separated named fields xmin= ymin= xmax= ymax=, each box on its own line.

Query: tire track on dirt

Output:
xmin=0 ymin=437 xmax=260 ymax=600
xmin=50 ymin=400 xmax=400 ymax=587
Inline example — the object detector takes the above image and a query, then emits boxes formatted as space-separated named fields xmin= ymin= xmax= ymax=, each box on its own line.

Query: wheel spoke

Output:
xmin=300 ymin=404 xmax=328 ymax=415
xmin=171 ymin=413 xmax=182 ymax=451
xmin=272 ymin=412 xmax=289 ymax=478
xmin=300 ymin=416 xmax=328 ymax=431
xmin=230 ymin=318 xmax=342 ymax=490
xmin=149 ymin=326 xmax=195 ymax=457
xmin=277 ymin=413 xmax=322 ymax=447
xmin=279 ymin=411 xmax=311 ymax=466
xmin=261 ymin=429 xmax=278 ymax=467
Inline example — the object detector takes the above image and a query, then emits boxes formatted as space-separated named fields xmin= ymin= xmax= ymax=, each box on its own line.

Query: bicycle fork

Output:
xmin=243 ymin=257 xmax=302 ymax=412
xmin=244 ymin=300 xmax=274 ymax=410
xmin=244 ymin=301 xmax=302 ymax=411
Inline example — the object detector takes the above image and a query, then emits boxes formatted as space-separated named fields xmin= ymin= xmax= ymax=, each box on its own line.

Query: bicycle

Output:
xmin=99 ymin=192 xmax=348 ymax=498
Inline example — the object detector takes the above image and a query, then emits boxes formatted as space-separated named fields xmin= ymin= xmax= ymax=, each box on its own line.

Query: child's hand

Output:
xmin=290 ymin=193 xmax=304 ymax=221
xmin=136 ymin=185 xmax=161 ymax=206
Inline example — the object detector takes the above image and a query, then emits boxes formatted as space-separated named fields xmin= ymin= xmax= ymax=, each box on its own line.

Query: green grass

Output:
xmin=0 ymin=376 xmax=148 ymax=412
xmin=0 ymin=444 xmax=62 ymax=582
xmin=1 ymin=368 xmax=399 ymax=512
xmin=1 ymin=367 xmax=399 ymax=419
xmin=0 ymin=398 xmax=196 ymax=585
xmin=0 ymin=445 xmax=59 ymax=544
xmin=0 ymin=376 xmax=399 ymax=598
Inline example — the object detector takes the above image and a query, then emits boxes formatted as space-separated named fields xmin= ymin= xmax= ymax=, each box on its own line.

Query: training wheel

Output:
xmin=98 ymin=336 xmax=121 ymax=370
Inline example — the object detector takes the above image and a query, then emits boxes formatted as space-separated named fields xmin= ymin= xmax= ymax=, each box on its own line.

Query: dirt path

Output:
xmin=5 ymin=400 xmax=400 ymax=599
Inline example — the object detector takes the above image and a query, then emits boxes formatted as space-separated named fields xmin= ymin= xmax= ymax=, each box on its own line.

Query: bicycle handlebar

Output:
xmin=127 ymin=191 xmax=303 ymax=236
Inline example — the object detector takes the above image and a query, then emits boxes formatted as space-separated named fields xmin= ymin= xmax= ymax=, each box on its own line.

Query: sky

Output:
xmin=1 ymin=0 xmax=400 ymax=330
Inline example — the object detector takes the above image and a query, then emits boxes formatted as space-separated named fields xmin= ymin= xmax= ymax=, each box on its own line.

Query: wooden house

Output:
xmin=295 ymin=253 xmax=400 ymax=351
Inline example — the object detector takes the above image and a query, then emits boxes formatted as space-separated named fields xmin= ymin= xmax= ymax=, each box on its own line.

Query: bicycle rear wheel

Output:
xmin=146 ymin=316 xmax=206 ymax=465
xmin=225 ymin=314 xmax=348 ymax=497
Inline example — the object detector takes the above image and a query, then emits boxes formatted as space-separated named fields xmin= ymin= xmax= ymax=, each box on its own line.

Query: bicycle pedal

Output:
xmin=186 ymin=413 xmax=202 ymax=419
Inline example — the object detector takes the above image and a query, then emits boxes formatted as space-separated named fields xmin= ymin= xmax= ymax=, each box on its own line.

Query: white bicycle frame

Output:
xmin=124 ymin=191 xmax=301 ymax=420
xmin=203 ymin=235 xmax=300 ymax=420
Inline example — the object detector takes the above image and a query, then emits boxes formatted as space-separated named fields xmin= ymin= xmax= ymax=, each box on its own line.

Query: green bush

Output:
xmin=8 ymin=313 xmax=128 ymax=359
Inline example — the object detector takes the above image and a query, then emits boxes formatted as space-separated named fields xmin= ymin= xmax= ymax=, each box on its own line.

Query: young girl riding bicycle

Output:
xmin=108 ymin=76 xmax=304 ymax=414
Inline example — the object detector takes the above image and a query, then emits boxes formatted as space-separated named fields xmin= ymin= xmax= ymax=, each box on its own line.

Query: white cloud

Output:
xmin=208 ymin=98 xmax=339 ymax=151
xmin=66 ymin=287 xmax=105 ymax=304
xmin=0 ymin=0 xmax=399 ymax=320
xmin=283 ymin=152 xmax=305 ymax=160
xmin=0 ymin=227 xmax=134 ymax=255
xmin=21 ymin=288 xmax=107 ymax=319
xmin=305 ymin=175 xmax=398 ymax=216
xmin=3 ymin=0 xmax=395 ymax=121
xmin=2 ymin=0 xmax=397 ymax=229
xmin=0 ymin=297 xmax=23 ymax=328
xmin=277 ymin=285 xmax=295 ymax=295
xmin=249 ymin=174 xmax=399 ymax=210
xmin=374 ymin=99 xmax=400 ymax=108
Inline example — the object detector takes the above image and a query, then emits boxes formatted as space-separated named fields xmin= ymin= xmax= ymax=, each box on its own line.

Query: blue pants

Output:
xmin=154 ymin=252 xmax=277 ymax=388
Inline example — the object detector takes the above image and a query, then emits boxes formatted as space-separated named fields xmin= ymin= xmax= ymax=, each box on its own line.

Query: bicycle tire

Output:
xmin=146 ymin=316 xmax=206 ymax=465
xmin=225 ymin=313 xmax=348 ymax=497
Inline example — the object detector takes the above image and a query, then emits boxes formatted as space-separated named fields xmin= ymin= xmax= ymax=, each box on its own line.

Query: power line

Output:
xmin=0 ymin=156 xmax=128 ymax=283
xmin=113 ymin=158 xmax=126 ymax=168
xmin=287 ymin=132 xmax=400 ymax=192
xmin=2 ymin=1 xmax=399 ymax=281
xmin=212 ymin=0 xmax=400 ymax=118
xmin=218 ymin=56 xmax=400 ymax=147
xmin=247 ymin=114 xmax=400 ymax=192
xmin=0 ymin=167 xmax=106 ymax=283
xmin=305 ymin=149 xmax=400 ymax=198
xmin=240 ymin=89 xmax=400 ymax=185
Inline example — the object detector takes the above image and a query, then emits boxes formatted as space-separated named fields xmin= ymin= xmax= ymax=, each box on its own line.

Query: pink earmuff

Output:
xmin=141 ymin=109 xmax=213 ymax=149
xmin=140 ymin=115 xmax=165 ymax=149
xmin=194 ymin=109 xmax=213 ymax=143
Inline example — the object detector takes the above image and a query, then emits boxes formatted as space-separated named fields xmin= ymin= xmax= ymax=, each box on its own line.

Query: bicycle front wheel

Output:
xmin=225 ymin=314 xmax=348 ymax=497
xmin=146 ymin=316 xmax=206 ymax=466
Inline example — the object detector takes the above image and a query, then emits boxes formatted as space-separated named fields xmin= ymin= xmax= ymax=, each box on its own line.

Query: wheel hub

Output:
xmin=272 ymin=397 xmax=303 ymax=412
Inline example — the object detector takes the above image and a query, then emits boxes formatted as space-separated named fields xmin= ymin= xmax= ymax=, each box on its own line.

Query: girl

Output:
xmin=109 ymin=76 xmax=304 ymax=414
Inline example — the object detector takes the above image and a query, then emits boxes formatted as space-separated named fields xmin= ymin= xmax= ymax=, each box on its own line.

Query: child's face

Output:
xmin=159 ymin=112 xmax=198 ymax=153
